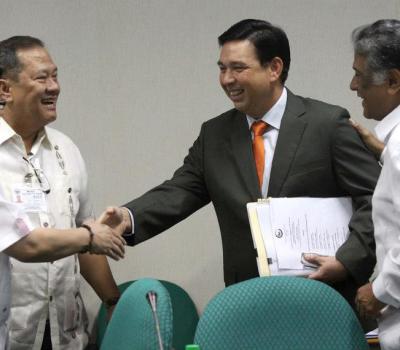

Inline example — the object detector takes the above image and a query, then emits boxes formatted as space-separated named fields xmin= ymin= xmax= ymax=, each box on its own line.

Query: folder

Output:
xmin=247 ymin=197 xmax=352 ymax=276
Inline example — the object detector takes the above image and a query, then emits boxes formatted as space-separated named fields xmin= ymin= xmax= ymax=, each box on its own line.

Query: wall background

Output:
xmin=1 ymin=0 xmax=398 ymax=335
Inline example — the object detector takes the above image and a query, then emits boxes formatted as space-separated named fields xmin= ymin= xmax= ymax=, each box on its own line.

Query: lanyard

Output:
xmin=23 ymin=144 xmax=75 ymax=228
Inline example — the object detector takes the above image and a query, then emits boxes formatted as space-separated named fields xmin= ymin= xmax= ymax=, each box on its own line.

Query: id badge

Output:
xmin=11 ymin=184 xmax=48 ymax=213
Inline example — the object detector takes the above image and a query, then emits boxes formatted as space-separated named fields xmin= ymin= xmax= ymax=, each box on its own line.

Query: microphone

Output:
xmin=146 ymin=291 xmax=164 ymax=350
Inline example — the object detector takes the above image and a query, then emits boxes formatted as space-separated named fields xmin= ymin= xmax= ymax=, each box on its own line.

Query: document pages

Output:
xmin=247 ymin=197 xmax=352 ymax=276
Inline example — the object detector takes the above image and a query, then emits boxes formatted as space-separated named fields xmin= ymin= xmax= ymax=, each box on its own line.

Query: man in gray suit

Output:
xmin=103 ymin=19 xmax=380 ymax=314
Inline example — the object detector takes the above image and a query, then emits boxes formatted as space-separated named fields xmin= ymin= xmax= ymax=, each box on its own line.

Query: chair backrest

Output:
xmin=97 ymin=279 xmax=199 ymax=350
xmin=100 ymin=278 xmax=173 ymax=350
xmin=194 ymin=276 xmax=369 ymax=350
xmin=161 ymin=280 xmax=199 ymax=350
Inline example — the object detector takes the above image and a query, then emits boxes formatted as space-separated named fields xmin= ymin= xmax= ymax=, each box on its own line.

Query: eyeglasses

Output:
xmin=22 ymin=156 xmax=51 ymax=194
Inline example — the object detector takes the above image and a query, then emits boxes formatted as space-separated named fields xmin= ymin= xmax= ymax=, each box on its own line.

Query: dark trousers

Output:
xmin=41 ymin=319 xmax=52 ymax=350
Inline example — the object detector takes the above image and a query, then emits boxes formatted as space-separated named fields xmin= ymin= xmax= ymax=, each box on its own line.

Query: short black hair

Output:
xmin=218 ymin=19 xmax=290 ymax=83
xmin=0 ymin=36 xmax=44 ymax=80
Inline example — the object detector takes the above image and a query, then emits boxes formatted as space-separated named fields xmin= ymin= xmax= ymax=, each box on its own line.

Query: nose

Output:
xmin=350 ymin=76 xmax=358 ymax=91
xmin=46 ymin=78 xmax=60 ymax=95
xmin=220 ymin=69 xmax=235 ymax=86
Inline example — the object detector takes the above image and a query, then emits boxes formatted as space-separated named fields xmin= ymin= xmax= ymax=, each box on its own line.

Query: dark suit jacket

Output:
xmin=125 ymin=90 xmax=380 ymax=295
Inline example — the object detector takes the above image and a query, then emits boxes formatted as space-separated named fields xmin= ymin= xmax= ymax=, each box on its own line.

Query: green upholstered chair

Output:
xmin=194 ymin=276 xmax=369 ymax=350
xmin=97 ymin=279 xmax=199 ymax=350
xmin=100 ymin=278 xmax=173 ymax=350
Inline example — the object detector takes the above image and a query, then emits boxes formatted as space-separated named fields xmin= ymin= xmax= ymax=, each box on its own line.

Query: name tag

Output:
xmin=11 ymin=185 xmax=48 ymax=213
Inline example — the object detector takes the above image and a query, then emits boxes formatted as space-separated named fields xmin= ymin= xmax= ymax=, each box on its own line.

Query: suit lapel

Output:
xmin=229 ymin=111 xmax=261 ymax=200
xmin=268 ymin=90 xmax=308 ymax=197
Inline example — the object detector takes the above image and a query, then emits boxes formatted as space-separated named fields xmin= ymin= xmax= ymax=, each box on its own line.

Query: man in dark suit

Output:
xmin=102 ymin=19 xmax=380 ymax=312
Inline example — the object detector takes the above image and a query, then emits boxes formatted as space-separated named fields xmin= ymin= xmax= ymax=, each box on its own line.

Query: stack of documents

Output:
xmin=365 ymin=328 xmax=379 ymax=344
xmin=247 ymin=197 xmax=352 ymax=276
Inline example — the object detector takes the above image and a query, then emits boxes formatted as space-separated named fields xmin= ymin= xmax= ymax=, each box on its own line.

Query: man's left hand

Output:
xmin=355 ymin=282 xmax=386 ymax=319
xmin=303 ymin=254 xmax=347 ymax=283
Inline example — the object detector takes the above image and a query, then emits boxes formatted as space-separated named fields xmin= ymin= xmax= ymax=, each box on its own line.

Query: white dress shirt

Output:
xmin=0 ymin=117 xmax=92 ymax=350
xmin=371 ymin=104 xmax=400 ymax=350
xmin=247 ymin=88 xmax=287 ymax=197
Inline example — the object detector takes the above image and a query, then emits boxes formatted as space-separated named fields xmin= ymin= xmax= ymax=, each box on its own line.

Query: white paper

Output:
xmin=365 ymin=328 xmax=378 ymax=338
xmin=255 ymin=197 xmax=352 ymax=273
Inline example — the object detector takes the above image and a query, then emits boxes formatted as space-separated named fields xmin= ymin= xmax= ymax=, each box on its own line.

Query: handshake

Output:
xmin=82 ymin=207 xmax=131 ymax=261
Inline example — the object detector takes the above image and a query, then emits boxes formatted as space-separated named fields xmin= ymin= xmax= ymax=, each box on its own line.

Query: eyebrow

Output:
xmin=217 ymin=60 xmax=247 ymax=66
xmin=36 ymin=67 xmax=58 ymax=74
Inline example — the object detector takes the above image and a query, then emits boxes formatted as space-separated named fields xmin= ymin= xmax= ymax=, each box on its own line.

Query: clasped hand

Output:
xmin=81 ymin=206 xmax=132 ymax=261
xmin=99 ymin=206 xmax=132 ymax=235
xmin=82 ymin=218 xmax=127 ymax=261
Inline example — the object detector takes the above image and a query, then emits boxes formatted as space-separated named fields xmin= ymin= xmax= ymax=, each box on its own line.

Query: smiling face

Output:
xmin=3 ymin=46 xmax=60 ymax=133
xmin=218 ymin=40 xmax=283 ymax=119
xmin=350 ymin=54 xmax=391 ymax=121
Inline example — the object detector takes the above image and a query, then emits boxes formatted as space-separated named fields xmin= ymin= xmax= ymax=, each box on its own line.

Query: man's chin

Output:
xmin=44 ymin=114 xmax=57 ymax=125
xmin=362 ymin=109 xmax=380 ymax=121
xmin=363 ymin=113 xmax=384 ymax=122
xmin=232 ymin=101 xmax=247 ymax=113
xmin=362 ymin=107 xmax=373 ymax=120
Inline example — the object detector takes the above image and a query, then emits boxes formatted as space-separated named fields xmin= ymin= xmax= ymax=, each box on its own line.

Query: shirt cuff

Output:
xmin=372 ymin=271 xmax=400 ymax=308
xmin=379 ymin=147 xmax=386 ymax=165
xmin=122 ymin=207 xmax=135 ymax=237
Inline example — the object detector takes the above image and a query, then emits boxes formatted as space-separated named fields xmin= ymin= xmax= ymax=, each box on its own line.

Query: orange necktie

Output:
xmin=251 ymin=121 xmax=268 ymax=189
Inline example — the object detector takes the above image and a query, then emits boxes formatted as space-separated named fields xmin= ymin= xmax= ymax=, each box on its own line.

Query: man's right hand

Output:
xmin=349 ymin=119 xmax=384 ymax=159
xmin=303 ymin=253 xmax=348 ymax=283
xmin=99 ymin=206 xmax=132 ymax=235
xmin=355 ymin=282 xmax=386 ymax=319
xmin=87 ymin=222 xmax=126 ymax=260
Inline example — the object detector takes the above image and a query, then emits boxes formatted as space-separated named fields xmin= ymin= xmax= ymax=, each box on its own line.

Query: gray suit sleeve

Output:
xmin=124 ymin=124 xmax=211 ymax=245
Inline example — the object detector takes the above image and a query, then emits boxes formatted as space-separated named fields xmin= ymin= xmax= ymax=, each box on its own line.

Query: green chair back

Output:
xmin=96 ymin=281 xmax=132 ymax=346
xmin=97 ymin=279 xmax=199 ymax=350
xmin=194 ymin=276 xmax=369 ymax=350
xmin=100 ymin=278 xmax=173 ymax=350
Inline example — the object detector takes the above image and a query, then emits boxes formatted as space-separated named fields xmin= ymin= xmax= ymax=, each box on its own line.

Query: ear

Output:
xmin=387 ymin=69 xmax=400 ymax=95
xmin=0 ymin=78 xmax=12 ymax=103
xmin=267 ymin=57 xmax=284 ymax=83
